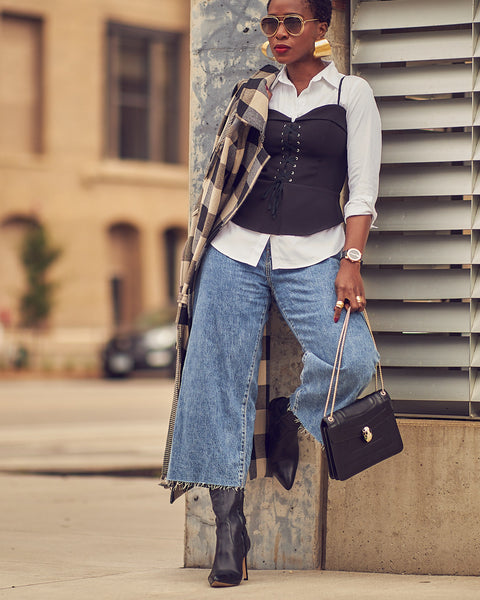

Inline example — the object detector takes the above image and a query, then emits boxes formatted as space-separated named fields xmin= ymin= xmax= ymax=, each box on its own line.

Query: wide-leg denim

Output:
xmin=166 ymin=244 xmax=379 ymax=489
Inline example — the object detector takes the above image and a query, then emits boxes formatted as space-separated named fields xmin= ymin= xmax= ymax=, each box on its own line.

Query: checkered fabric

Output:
xmin=161 ymin=65 xmax=281 ymax=493
xmin=248 ymin=316 xmax=272 ymax=481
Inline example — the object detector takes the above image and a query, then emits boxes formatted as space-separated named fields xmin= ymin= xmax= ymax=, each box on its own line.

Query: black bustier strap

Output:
xmin=337 ymin=76 xmax=346 ymax=105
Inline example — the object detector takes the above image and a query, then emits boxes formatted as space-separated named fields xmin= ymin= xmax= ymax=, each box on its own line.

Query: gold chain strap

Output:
xmin=323 ymin=308 xmax=385 ymax=421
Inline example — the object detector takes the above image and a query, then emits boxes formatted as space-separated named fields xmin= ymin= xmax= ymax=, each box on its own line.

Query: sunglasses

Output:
xmin=260 ymin=14 xmax=319 ymax=37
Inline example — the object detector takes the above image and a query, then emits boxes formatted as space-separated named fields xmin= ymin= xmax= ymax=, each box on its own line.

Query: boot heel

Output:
xmin=243 ymin=556 xmax=248 ymax=581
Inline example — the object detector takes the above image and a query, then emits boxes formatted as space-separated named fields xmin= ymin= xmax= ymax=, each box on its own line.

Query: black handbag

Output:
xmin=320 ymin=308 xmax=403 ymax=481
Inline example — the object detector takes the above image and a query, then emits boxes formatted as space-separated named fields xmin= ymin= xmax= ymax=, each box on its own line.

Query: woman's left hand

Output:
xmin=333 ymin=259 xmax=366 ymax=323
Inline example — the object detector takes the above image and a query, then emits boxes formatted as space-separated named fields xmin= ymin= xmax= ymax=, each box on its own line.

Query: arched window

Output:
xmin=107 ymin=222 xmax=143 ymax=327
xmin=0 ymin=215 xmax=39 ymax=325
xmin=163 ymin=226 xmax=187 ymax=304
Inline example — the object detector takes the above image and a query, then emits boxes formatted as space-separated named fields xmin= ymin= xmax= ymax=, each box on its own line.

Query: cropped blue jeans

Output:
xmin=166 ymin=243 xmax=379 ymax=489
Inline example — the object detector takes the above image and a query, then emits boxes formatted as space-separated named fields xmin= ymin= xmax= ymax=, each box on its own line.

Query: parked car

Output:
xmin=101 ymin=323 xmax=176 ymax=378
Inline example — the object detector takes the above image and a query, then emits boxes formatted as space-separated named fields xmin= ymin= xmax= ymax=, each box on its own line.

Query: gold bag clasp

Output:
xmin=362 ymin=426 xmax=373 ymax=443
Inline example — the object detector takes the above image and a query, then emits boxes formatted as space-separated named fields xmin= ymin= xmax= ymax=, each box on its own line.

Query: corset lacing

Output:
xmin=264 ymin=121 xmax=301 ymax=218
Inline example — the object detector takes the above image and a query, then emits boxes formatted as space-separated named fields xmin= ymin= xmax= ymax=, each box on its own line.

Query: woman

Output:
xmin=162 ymin=0 xmax=381 ymax=587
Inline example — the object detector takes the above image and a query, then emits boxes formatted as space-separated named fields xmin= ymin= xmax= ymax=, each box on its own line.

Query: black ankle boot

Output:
xmin=208 ymin=488 xmax=250 ymax=588
xmin=267 ymin=396 xmax=299 ymax=490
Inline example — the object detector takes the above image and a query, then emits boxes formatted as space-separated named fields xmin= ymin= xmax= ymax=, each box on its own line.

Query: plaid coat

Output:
xmin=161 ymin=64 xmax=281 ymax=494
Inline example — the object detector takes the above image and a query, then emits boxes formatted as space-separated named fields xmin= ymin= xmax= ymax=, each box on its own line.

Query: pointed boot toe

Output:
xmin=269 ymin=457 xmax=298 ymax=491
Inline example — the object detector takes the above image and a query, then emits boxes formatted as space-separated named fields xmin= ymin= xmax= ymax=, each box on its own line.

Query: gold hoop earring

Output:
xmin=261 ymin=40 xmax=277 ymax=61
xmin=314 ymin=39 xmax=332 ymax=58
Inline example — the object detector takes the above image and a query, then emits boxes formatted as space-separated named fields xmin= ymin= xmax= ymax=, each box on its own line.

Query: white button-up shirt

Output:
xmin=211 ymin=61 xmax=382 ymax=270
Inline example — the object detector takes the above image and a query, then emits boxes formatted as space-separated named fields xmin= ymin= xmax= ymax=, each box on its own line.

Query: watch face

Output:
xmin=347 ymin=248 xmax=362 ymax=262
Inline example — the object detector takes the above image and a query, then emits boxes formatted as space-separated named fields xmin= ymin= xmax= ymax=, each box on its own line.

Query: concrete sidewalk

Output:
xmin=0 ymin=379 xmax=478 ymax=599
xmin=1 ymin=473 xmax=479 ymax=600
xmin=0 ymin=379 xmax=173 ymax=476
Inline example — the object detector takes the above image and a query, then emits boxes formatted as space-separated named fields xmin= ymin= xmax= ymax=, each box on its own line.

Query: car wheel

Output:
xmin=103 ymin=353 xmax=134 ymax=378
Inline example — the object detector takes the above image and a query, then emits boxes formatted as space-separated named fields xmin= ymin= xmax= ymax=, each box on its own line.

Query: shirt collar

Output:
xmin=271 ymin=60 xmax=342 ymax=91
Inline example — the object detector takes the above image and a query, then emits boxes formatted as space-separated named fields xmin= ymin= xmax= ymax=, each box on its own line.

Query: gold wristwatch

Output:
xmin=340 ymin=248 xmax=363 ymax=264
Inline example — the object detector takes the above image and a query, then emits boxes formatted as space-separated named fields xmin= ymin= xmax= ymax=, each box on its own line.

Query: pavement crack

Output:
xmin=0 ymin=570 xmax=149 ymax=590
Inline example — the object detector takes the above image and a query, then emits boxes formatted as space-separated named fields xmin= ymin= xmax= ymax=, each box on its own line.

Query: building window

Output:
xmin=106 ymin=22 xmax=181 ymax=163
xmin=0 ymin=12 xmax=43 ymax=154
xmin=0 ymin=215 xmax=39 ymax=325
xmin=107 ymin=222 xmax=143 ymax=327
xmin=163 ymin=227 xmax=187 ymax=304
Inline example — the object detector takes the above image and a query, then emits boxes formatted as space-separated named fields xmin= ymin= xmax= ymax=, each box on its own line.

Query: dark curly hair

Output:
xmin=266 ymin=0 xmax=332 ymax=27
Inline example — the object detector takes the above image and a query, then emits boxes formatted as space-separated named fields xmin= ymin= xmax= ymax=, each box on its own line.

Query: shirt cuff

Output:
xmin=344 ymin=198 xmax=377 ymax=226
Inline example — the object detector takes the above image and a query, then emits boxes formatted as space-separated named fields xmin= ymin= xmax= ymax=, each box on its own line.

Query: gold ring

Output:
xmin=335 ymin=300 xmax=344 ymax=309
xmin=356 ymin=295 xmax=364 ymax=303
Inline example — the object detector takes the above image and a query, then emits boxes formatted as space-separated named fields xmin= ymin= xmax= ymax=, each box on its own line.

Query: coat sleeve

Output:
xmin=180 ymin=78 xmax=246 ymax=292
xmin=211 ymin=79 xmax=247 ymax=152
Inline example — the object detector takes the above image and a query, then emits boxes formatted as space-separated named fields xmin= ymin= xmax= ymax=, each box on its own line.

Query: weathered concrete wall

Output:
xmin=189 ymin=0 xmax=267 ymax=203
xmin=325 ymin=420 xmax=480 ymax=576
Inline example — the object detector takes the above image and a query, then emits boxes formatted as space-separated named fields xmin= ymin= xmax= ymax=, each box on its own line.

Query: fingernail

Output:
xmin=334 ymin=316 xmax=339 ymax=323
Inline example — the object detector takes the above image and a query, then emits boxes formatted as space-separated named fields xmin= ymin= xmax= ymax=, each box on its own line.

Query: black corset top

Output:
xmin=233 ymin=103 xmax=348 ymax=236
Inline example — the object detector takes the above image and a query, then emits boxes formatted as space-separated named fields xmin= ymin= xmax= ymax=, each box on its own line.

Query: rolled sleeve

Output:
xmin=342 ymin=76 xmax=382 ymax=225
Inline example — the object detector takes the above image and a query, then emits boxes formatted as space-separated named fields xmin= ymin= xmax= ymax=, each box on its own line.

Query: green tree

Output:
xmin=19 ymin=225 xmax=62 ymax=328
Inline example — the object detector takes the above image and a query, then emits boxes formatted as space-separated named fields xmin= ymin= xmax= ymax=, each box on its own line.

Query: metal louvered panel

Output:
xmin=379 ymin=99 xmax=473 ymax=131
xmin=353 ymin=30 xmax=472 ymax=65
xmin=379 ymin=166 xmax=472 ymax=197
xmin=469 ymin=343 xmax=480 ymax=367
xmin=470 ymin=374 xmax=480 ymax=400
xmin=376 ymin=334 xmax=470 ymax=367
xmin=363 ymin=269 xmax=471 ymax=300
xmin=382 ymin=133 xmax=472 ymax=164
xmin=473 ymin=179 xmax=480 ymax=195
xmin=352 ymin=0 xmax=472 ymax=32
xmin=471 ymin=309 xmax=480 ymax=332
xmin=473 ymin=74 xmax=480 ymax=92
xmin=381 ymin=368 xmax=469 ymax=401
xmin=352 ymin=0 xmax=479 ymax=417
xmin=365 ymin=233 xmax=471 ymax=265
xmin=471 ymin=244 xmax=480 ymax=263
xmin=359 ymin=64 xmax=472 ymax=97
xmin=374 ymin=198 xmax=472 ymax=231
xmin=473 ymin=211 xmax=480 ymax=229
xmin=366 ymin=301 xmax=470 ymax=333
xmin=471 ymin=277 xmax=480 ymax=298
xmin=473 ymin=178 xmax=480 ymax=195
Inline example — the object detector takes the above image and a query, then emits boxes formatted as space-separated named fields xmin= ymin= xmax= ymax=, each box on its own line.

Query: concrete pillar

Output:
xmin=184 ymin=0 xmax=350 ymax=571
xmin=189 ymin=0 xmax=268 ymax=203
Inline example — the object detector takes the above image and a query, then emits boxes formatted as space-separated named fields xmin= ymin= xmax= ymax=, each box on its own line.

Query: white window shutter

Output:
xmin=351 ymin=0 xmax=480 ymax=417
